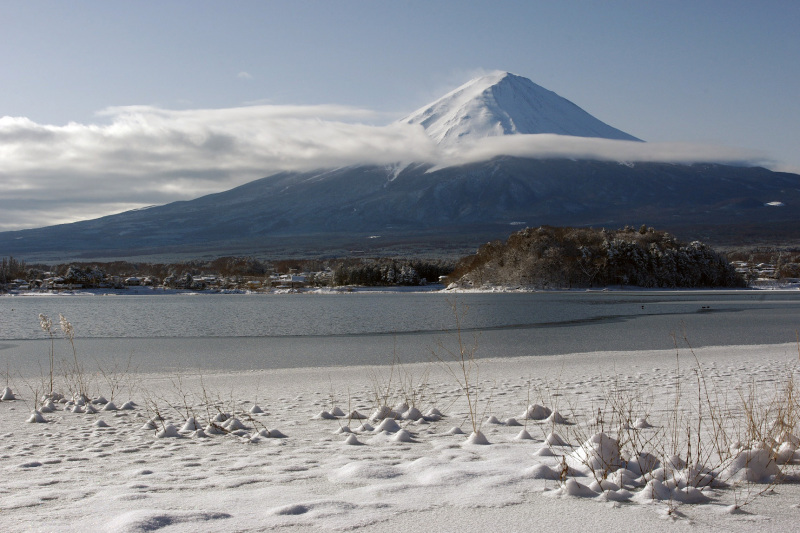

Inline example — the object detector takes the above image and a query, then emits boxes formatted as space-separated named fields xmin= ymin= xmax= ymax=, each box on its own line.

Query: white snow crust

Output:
xmin=2 ymin=344 xmax=800 ymax=532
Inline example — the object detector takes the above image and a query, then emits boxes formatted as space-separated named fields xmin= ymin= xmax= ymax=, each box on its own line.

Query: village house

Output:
xmin=271 ymin=274 xmax=306 ymax=289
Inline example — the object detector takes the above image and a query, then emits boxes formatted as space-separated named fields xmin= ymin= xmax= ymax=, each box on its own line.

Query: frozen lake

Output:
xmin=1 ymin=290 xmax=799 ymax=375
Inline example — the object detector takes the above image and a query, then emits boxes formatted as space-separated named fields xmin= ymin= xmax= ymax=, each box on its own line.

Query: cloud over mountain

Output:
xmin=0 ymin=74 xmax=775 ymax=231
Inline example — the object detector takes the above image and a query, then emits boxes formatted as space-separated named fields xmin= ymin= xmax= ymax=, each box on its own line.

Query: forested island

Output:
xmin=447 ymin=225 xmax=746 ymax=289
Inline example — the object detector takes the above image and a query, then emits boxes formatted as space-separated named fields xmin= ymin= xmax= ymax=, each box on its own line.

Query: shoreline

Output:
xmin=2 ymin=282 xmax=798 ymax=297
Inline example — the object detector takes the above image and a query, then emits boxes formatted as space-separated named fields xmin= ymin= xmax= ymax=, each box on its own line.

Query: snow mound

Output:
xmin=392 ymin=429 xmax=415 ymax=443
xmin=181 ymin=417 xmax=201 ymax=432
xmin=626 ymin=452 xmax=661 ymax=476
xmin=374 ymin=418 xmax=402 ymax=433
xmin=43 ymin=391 xmax=64 ymax=402
xmin=776 ymin=441 xmax=797 ymax=464
xmin=567 ymin=432 xmax=624 ymax=474
xmin=514 ymin=429 xmax=534 ymax=441
xmin=343 ymin=434 xmax=362 ymax=445
xmin=141 ymin=420 xmax=158 ymax=430
xmin=156 ymin=424 xmax=181 ymax=438
xmin=545 ymin=410 xmax=569 ymax=424
xmin=264 ymin=428 xmax=287 ymax=438
xmin=204 ymin=423 xmax=225 ymax=435
xmin=721 ymin=445 xmax=781 ymax=482
xmin=533 ymin=446 xmax=557 ymax=456
xmin=545 ymin=432 xmax=569 ymax=446
xmin=223 ymin=418 xmax=248 ymax=431
xmin=27 ymin=410 xmax=46 ymax=423
xmin=464 ymin=431 xmax=490 ymax=445
xmin=588 ymin=479 xmax=620 ymax=492
xmin=526 ymin=464 xmax=561 ymax=480
xmin=401 ymin=407 xmax=423 ymax=421
xmin=547 ymin=478 xmax=598 ymax=498
xmin=520 ymin=404 xmax=552 ymax=420
xmin=631 ymin=479 xmax=710 ymax=504
xmin=369 ymin=406 xmax=396 ymax=421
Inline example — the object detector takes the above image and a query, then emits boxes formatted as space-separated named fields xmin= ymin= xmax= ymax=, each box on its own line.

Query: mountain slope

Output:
xmin=2 ymin=159 xmax=799 ymax=260
xmin=400 ymin=71 xmax=641 ymax=145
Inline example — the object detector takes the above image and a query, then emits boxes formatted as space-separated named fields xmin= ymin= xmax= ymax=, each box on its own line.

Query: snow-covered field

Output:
xmin=3 ymin=343 xmax=800 ymax=532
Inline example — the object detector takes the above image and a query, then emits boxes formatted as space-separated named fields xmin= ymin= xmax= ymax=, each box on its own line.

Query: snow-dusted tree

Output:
xmin=449 ymin=225 xmax=744 ymax=289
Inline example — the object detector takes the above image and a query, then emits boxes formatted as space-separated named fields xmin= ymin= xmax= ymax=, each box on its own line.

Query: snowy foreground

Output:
xmin=3 ymin=344 xmax=800 ymax=532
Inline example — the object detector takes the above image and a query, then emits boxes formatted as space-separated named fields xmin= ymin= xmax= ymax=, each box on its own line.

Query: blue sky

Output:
xmin=1 ymin=1 xmax=798 ymax=230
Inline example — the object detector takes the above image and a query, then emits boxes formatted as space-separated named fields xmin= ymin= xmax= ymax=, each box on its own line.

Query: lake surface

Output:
xmin=1 ymin=290 xmax=799 ymax=375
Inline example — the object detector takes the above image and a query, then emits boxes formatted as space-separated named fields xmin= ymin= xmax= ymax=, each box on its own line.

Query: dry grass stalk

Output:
xmin=534 ymin=333 xmax=800 ymax=511
xmin=432 ymin=298 xmax=486 ymax=436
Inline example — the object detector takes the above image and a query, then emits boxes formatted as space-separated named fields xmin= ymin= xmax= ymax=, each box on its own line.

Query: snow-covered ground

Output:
xmin=3 ymin=343 xmax=800 ymax=532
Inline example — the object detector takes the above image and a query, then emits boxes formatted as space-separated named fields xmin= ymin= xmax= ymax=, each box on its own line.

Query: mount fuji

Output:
xmin=400 ymin=71 xmax=641 ymax=145
xmin=1 ymin=73 xmax=798 ymax=261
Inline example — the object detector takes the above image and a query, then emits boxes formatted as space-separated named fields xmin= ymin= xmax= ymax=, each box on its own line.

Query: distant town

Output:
xmin=0 ymin=256 xmax=454 ymax=294
xmin=5 ymin=270 xmax=320 ymax=292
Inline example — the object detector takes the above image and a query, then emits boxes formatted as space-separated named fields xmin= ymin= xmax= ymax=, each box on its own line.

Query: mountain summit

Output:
xmin=400 ymin=71 xmax=641 ymax=145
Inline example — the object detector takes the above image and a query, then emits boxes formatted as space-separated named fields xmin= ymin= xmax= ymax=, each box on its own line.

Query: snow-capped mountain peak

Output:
xmin=400 ymin=71 xmax=641 ymax=146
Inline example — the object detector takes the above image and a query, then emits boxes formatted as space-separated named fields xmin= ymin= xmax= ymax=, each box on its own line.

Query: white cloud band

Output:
xmin=0 ymin=104 xmax=772 ymax=231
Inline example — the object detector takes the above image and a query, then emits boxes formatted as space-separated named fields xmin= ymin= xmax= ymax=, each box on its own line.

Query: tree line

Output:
xmin=0 ymin=255 xmax=455 ymax=289
xmin=0 ymin=256 xmax=28 ymax=284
